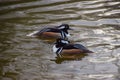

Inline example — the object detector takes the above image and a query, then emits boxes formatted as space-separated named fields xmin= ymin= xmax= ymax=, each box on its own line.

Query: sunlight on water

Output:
xmin=89 ymin=57 xmax=116 ymax=63
xmin=0 ymin=0 xmax=120 ymax=80
xmin=88 ymin=74 xmax=114 ymax=79
xmin=93 ymin=29 xmax=105 ymax=34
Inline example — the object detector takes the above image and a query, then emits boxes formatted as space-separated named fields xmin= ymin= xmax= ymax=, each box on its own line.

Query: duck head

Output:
xmin=57 ymin=24 xmax=72 ymax=30
xmin=54 ymin=38 xmax=70 ymax=47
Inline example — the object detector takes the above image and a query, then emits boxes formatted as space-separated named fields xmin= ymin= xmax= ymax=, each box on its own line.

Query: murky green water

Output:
xmin=0 ymin=0 xmax=120 ymax=80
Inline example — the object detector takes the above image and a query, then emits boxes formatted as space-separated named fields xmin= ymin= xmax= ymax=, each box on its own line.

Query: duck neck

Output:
xmin=61 ymin=29 xmax=69 ymax=39
xmin=53 ymin=45 xmax=63 ymax=57
xmin=62 ymin=29 xmax=68 ymax=34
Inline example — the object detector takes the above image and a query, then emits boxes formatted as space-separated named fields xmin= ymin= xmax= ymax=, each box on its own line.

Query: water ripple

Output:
xmin=0 ymin=0 xmax=120 ymax=80
xmin=89 ymin=57 xmax=116 ymax=63
xmin=88 ymin=74 xmax=114 ymax=79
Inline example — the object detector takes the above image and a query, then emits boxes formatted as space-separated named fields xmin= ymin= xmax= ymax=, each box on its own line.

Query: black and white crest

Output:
xmin=53 ymin=38 xmax=69 ymax=54
xmin=57 ymin=24 xmax=69 ymax=30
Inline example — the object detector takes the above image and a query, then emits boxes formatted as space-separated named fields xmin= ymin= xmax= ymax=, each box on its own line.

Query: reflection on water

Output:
xmin=0 ymin=0 xmax=120 ymax=80
xmin=51 ymin=53 xmax=88 ymax=64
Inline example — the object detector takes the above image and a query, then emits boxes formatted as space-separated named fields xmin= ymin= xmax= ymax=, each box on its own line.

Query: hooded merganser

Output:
xmin=53 ymin=38 xmax=93 ymax=57
xmin=27 ymin=24 xmax=72 ymax=39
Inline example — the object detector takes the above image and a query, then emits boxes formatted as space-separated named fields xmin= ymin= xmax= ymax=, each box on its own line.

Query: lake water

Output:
xmin=0 ymin=0 xmax=120 ymax=80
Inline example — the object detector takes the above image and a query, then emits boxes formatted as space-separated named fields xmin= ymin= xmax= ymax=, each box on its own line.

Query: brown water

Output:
xmin=0 ymin=0 xmax=120 ymax=80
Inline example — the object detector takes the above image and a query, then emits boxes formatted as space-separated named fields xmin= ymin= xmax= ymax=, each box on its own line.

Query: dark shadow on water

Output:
xmin=50 ymin=54 xmax=88 ymax=64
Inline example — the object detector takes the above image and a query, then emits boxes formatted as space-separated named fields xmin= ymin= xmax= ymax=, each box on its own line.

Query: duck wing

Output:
xmin=74 ymin=44 xmax=93 ymax=53
xmin=63 ymin=44 xmax=77 ymax=49
xmin=73 ymin=44 xmax=88 ymax=50
xmin=35 ymin=28 xmax=61 ymax=35
xmin=63 ymin=44 xmax=93 ymax=53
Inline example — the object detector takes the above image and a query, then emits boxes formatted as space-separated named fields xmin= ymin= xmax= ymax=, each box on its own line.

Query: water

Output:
xmin=0 ymin=0 xmax=120 ymax=80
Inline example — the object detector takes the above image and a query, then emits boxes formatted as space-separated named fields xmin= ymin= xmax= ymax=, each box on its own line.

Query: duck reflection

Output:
xmin=51 ymin=53 xmax=88 ymax=64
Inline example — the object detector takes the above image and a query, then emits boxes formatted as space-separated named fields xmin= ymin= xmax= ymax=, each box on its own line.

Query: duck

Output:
xmin=53 ymin=38 xmax=93 ymax=58
xmin=27 ymin=24 xmax=72 ymax=39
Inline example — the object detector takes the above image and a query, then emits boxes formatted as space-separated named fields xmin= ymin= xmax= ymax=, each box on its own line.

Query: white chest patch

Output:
xmin=53 ymin=45 xmax=59 ymax=53
xmin=61 ymin=32 xmax=71 ymax=38
xmin=53 ymin=45 xmax=63 ymax=55
xmin=66 ymin=33 xmax=70 ymax=37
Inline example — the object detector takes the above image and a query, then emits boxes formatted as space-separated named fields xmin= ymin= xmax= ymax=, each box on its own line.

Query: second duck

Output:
xmin=27 ymin=24 xmax=72 ymax=39
xmin=53 ymin=38 xmax=93 ymax=57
